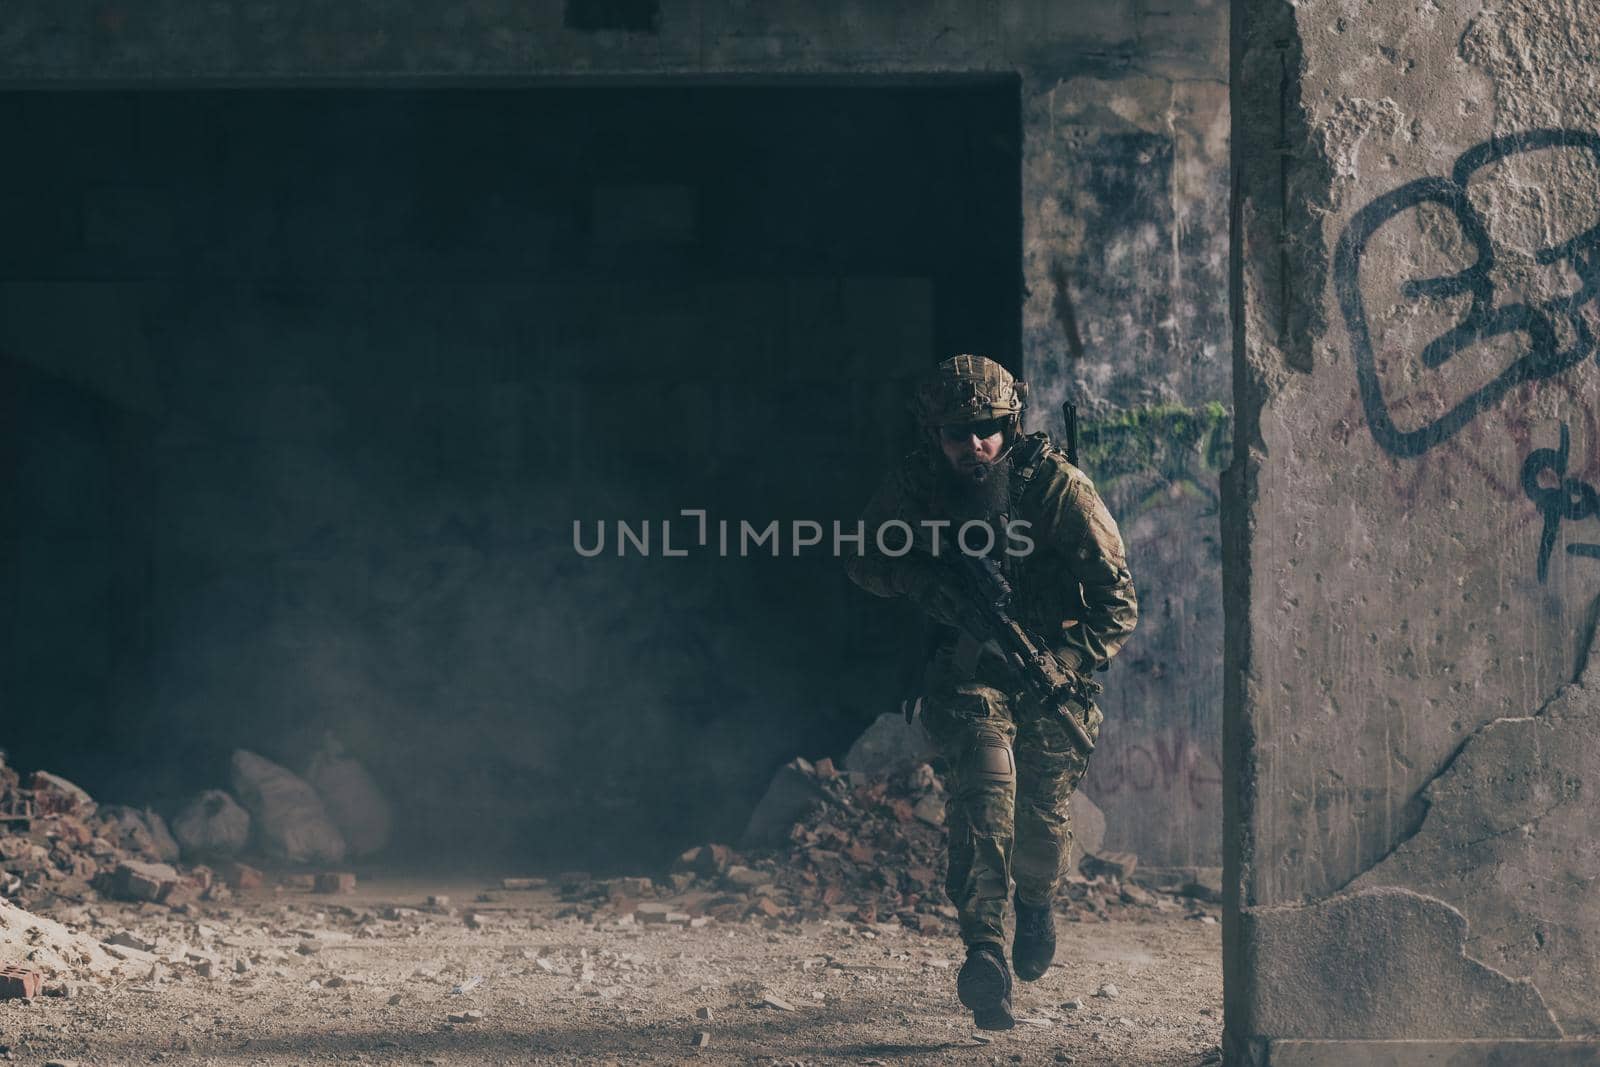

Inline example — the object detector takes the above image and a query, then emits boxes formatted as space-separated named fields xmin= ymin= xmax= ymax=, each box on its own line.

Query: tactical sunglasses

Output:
xmin=939 ymin=418 xmax=1009 ymax=443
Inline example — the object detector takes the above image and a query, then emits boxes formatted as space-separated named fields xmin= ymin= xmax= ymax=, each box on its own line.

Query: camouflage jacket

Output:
xmin=846 ymin=432 xmax=1138 ymax=675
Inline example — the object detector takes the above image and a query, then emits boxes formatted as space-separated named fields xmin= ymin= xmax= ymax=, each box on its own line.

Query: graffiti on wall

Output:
xmin=1073 ymin=405 xmax=1227 ymax=859
xmin=1078 ymin=403 xmax=1231 ymax=521
xmin=1334 ymin=128 xmax=1600 ymax=581
xmin=1523 ymin=422 xmax=1600 ymax=581
xmin=1091 ymin=727 xmax=1223 ymax=812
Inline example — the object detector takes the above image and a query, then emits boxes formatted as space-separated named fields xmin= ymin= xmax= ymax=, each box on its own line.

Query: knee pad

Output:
xmin=963 ymin=727 xmax=1016 ymax=788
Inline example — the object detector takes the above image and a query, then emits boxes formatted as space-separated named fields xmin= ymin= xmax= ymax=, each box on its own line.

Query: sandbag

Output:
xmin=306 ymin=740 xmax=392 ymax=857
xmin=171 ymin=789 xmax=251 ymax=858
xmin=229 ymin=750 xmax=345 ymax=863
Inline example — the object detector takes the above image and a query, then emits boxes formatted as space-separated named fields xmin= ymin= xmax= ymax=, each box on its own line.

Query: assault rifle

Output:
xmin=948 ymin=553 xmax=1100 ymax=756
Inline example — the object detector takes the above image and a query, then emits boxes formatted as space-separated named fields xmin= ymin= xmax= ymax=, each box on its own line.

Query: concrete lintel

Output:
xmin=1265 ymin=1040 xmax=1600 ymax=1067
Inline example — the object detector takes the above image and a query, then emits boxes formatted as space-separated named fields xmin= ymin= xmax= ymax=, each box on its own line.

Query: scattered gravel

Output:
xmin=0 ymin=876 xmax=1221 ymax=1065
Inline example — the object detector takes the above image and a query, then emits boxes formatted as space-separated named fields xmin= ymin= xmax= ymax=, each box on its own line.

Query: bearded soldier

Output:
xmin=846 ymin=354 xmax=1138 ymax=1030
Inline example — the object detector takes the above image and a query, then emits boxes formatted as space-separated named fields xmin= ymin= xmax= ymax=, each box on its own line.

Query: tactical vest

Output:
xmin=1007 ymin=431 xmax=1056 ymax=512
xmin=940 ymin=430 xmax=1063 ymax=679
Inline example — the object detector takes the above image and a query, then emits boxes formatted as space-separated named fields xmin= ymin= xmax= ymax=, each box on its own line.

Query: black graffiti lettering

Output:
xmin=1520 ymin=422 xmax=1600 ymax=582
xmin=1335 ymin=129 xmax=1600 ymax=459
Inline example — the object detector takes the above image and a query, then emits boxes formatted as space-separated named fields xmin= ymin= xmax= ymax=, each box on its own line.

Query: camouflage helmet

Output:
xmin=915 ymin=354 xmax=1028 ymax=428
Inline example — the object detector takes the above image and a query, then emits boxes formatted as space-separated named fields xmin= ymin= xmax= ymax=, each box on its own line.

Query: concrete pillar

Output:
xmin=1228 ymin=0 xmax=1600 ymax=1062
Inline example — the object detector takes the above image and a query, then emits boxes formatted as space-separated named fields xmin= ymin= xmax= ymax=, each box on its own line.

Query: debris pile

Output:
xmin=0 ymin=738 xmax=394 ymax=920
xmin=3 ymin=878 xmax=471 ymax=1000
xmin=0 ymin=895 xmax=124 ymax=988
xmin=765 ymin=758 xmax=953 ymax=929
xmin=634 ymin=754 xmax=1221 ymax=933
xmin=529 ymin=749 xmax=1219 ymax=937
xmin=0 ymin=758 xmax=216 ymax=915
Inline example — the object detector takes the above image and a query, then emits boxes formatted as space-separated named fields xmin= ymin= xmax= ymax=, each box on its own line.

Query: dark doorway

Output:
xmin=0 ymin=83 xmax=1022 ymax=870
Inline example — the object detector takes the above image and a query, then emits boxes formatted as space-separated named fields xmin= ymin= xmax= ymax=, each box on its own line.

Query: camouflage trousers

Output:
xmin=921 ymin=664 xmax=1102 ymax=947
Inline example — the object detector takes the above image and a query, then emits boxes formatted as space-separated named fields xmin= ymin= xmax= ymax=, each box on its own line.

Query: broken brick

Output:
xmin=0 ymin=965 xmax=42 ymax=1000
xmin=313 ymin=872 xmax=357 ymax=894
xmin=47 ymin=816 xmax=92 ymax=847
xmin=101 ymin=860 xmax=180 ymax=903
xmin=162 ymin=881 xmax=198 ymax=909
xmin=722 ymin=865 xmax=766 ymax=889
xmin=29 ymin=772 xmax=94 ymax=817
xmin=220 ymin=862 xmax=264 ymax=890
xmin=500 ymin=877 xmax=545 ymax=890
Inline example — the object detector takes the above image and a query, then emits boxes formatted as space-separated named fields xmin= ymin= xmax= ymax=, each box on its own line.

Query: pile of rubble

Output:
xmin=0 ymin=756 xmax=211 ymax=915
xmin=749 ymin=757 xmax=954 ymax=929
xmin=0 ymin=740 xmax=392 ymax=919
xmin=0 ymin=742 xmax=395 ymax=1002
xmin=0 ymin=878 xmax=504 ymax=1003
xmin=0 ymin=894 xmax=126 ymax=996
xmin=687 ymin=756 xmax=1215 ymax=932
xmin=552 ymin=737 xmax=1220 ymax=936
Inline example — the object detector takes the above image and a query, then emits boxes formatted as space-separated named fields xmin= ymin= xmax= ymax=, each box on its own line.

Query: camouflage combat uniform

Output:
xmin=847 ymin=379 xmax=1138 ymax=950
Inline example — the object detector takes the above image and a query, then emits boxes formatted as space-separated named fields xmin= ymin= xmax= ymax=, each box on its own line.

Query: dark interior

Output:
xmin=0 ymin=84 xmax=1022 ymax=871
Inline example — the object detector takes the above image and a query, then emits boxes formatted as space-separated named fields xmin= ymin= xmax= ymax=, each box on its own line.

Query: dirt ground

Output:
xmin=0 ymin=875 xmax=1221 ymax=1067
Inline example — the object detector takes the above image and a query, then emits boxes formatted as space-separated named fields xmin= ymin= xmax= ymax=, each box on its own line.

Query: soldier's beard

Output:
xmin=936 ymin=453 xmax=1013 ymax=527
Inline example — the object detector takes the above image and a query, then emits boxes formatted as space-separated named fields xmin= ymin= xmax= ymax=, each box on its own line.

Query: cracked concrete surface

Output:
xmin=1350 ymin=624 xmax=1600 ymax=1034
xmin=1239 ymin=887 xmax=1560 ymax=1040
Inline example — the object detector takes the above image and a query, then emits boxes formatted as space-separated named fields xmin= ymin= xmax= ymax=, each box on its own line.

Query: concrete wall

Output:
xmin=1230 ymin=0 xmax=1600 ymax=1059
xmin=0 ymin=1 xmax=1231 ymax=868
xmin=1021 ymin=41 xmax=1232 ymax=870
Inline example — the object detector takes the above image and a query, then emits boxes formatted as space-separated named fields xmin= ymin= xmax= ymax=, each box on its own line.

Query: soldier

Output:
xmin=846 ymin=354 xmax=1138 ymax=1030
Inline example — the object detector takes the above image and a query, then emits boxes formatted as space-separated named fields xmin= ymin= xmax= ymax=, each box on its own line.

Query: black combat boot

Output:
xmin=956 ymin=941 xmax=1015 ymax=1031
xmin=1012 ymin=891 xmax=1057 ymax=981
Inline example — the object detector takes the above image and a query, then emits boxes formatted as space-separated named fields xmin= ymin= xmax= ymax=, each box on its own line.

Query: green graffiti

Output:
xmin=1078 ymin=402 xmax=1231 ymax=518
